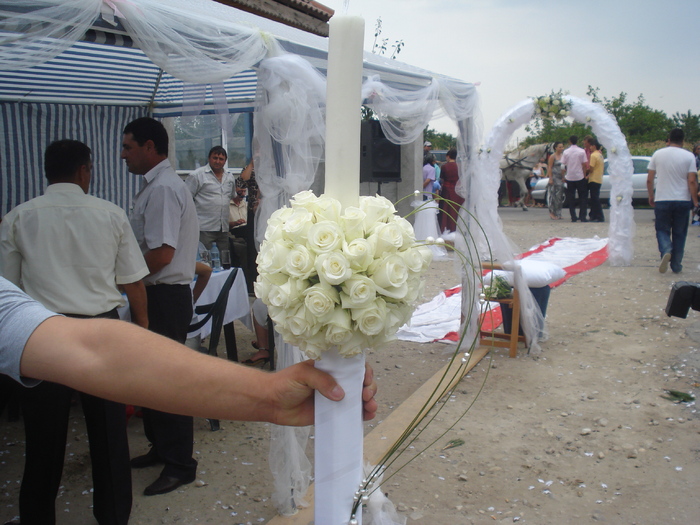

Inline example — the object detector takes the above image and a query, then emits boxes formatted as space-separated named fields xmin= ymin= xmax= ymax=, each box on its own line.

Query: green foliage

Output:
xmin=424 ymin=127 xmax=457 ymax=150
xmin=483 ymin=276 xmax=512 ymax=300
xmin=672 ymin=110 xmax=700 ymax=144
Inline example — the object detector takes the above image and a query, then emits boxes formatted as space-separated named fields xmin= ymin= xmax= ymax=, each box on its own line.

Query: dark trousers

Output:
xmin=19 ymin=309 xmax=131 ymax=525
xmin=566 ymin=178 xmax=588 ymax=221
xmin=142 ymin=284 xmax=197 ymax=480
xmin=654 ymin=200 xmax=693 ymax=273
xmin=588 ymin=181 xmax=604 ymax=221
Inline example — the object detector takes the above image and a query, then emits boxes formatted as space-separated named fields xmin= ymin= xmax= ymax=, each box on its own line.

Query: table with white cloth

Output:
xmin=119 ymin=267 xmax=251 ymax=361
xmin=188 ymin=267 xmax=252 ymax=362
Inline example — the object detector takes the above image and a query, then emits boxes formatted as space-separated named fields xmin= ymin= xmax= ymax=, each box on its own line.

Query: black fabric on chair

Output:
xmin=187 ymin=268 xmax=239 ymax=431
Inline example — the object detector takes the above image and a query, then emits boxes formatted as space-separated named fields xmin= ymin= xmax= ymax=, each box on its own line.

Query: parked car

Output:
xmin=531 ymin=156 xmax=652 ymax=206
xmin=431 ymin=150 xmax=447 ymax=165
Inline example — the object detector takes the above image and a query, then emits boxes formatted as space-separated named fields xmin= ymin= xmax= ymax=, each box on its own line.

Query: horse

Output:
xmin=500 ymin=143 xmax=553 ymax=210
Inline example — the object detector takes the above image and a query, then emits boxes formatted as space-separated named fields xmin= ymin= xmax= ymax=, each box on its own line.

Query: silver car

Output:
xmin=531 ymin=156 xmax=652 ymax=206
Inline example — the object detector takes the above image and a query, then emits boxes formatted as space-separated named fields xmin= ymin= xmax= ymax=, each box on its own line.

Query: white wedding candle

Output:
xmin=324 ymin=15 xmax=365 ymax=209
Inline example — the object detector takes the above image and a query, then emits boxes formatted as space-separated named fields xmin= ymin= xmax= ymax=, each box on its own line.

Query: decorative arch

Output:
xmin=462 ymin=95 xmax=635 ymax=353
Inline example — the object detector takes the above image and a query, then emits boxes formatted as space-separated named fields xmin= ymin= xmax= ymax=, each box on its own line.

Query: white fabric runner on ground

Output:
xmin=397 ymin=236 xmax=608 ymax=343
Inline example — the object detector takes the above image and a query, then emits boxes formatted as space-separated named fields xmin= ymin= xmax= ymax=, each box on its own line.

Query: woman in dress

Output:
xmin=438 ymin=148 xmax=464 ymax=232
xmin=547 ymin=142 xmax=566 ymax=220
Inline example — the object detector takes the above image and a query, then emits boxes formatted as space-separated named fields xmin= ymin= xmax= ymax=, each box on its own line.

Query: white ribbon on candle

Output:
xmin=314 ymin=347 xmax=366 ymax=525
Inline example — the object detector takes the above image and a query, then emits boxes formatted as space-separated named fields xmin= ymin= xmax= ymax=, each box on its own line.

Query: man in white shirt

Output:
xmin=561 ymin=135 xmax=589 ymax=222
xmin=647 ymin=128 xmax=699 ymax=274
xmin=121 ymin=117 xmax=200 ymax=496
xmin=0 ymin=139 xmax=149 ymax=525
xmin=185 ymin=146 xmax=240 ymax=251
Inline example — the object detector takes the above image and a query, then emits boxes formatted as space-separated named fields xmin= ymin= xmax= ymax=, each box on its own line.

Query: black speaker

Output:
xmin=360 ymin=120 xmax=401 ymax=183
xmin=665 ymin=281 xmax=700 ymax=318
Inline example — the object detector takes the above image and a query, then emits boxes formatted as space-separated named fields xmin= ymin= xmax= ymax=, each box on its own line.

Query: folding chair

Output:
xmin=187 ymin=268 xmax=239 ymax=430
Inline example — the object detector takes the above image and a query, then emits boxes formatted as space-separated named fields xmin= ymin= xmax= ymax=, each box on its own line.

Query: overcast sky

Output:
xmin=321 ymin=0 xmax=700 ymax=145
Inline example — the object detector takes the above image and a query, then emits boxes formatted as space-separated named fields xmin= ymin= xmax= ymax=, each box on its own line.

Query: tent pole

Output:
xmin=148 ymin=69 xmax=164 ymax=117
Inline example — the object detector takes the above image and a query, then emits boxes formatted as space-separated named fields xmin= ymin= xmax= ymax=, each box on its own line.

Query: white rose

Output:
xmin=384 ymin=302 xmax=412 ymax=333
xmin=369 ymin=254 xmax=409 ymax=288
xmin=312 ymin=194 xmax=342 ymax=223
xmin=400 ymin=247 xmax=425 ymax=274
xmin=404 ymin=275 xmax=424 ymax=303
xmin=282 ymin=207 xmax=314 ymax=243
xmin=341 ymin=275 xmax=377 ymax=309
xmin=351 ymin=298 xmax=387 ymax=336
xmin=315 ymin=251 xmax=352 ymax=285
xmin=359 ymin=195 xmax=395 ymax=230
xmin=290 ymin=190 xmax=318 ymax=210
xmin=264 ymin=207 xmax=292 ymax=242
xmin=373 ymin=222 xmax=405 ymax=253
xmin=303 ymin=282 xmax=339 ymax=321
xmin=415 ymin=245 xmax=433 ymax=271
xmin=285 ymin=244 xmax=316 ymax=279
xmin=391 ymin=216 xmax=416 ymax=245
xmin=257 ymin=240 xmax=290 ymax=275
xmin=338 ymin=330 xmax=369 ymax=358
xmin=254 ymin=271 xmax=287 ymax=302
xmin=340 ymin=206 xmax=366 ymax=241
xmin=267 ymin=277 xmax=308 ymax=309
xmin=343 ymin=238 xmax=374 ymax=272
xmin=287 ymin=303 xmax=321 ymax=338
xmin=298 ymin=331 xmax=329 ymax=360
xmin=324 ymin=307 xmax=354 ymax=346
xmin=307 ymin=220 xmax=344 ymax=254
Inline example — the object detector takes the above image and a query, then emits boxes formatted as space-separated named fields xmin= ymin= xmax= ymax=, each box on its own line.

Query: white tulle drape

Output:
xmin=466 ymin=96 xmax=635 ymax=352
xmin=0 ymin=0 xmax=102 ymax=70
xmin=565 ymin=96 xmax=635 ymax=266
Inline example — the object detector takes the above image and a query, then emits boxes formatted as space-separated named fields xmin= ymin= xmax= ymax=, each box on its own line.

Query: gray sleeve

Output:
xmin=0 ymin=277 xmax=60 ymax=386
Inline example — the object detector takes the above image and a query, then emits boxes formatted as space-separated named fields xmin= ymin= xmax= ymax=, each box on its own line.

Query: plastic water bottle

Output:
xmin=210 ymin=242 xmax=222 ymax=271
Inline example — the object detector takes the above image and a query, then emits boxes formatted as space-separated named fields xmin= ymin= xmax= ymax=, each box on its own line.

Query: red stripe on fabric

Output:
xmin=549 ymin=245 xmax=608 ymax=287
xmin=517 ymin=237 xmax=562 ymax=259
xmin=479 ymin=305 xmax=503 ymax=332
xmin=444 ymin=285 xmax=462 ymax=297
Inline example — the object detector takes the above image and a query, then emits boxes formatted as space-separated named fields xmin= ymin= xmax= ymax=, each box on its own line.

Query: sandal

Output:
xmin=242 ymin=349 xmax=270 ymax=368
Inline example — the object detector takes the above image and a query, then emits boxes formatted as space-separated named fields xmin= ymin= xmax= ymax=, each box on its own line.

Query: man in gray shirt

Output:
xmin=121 ymin=117 xmax=200 ymax=496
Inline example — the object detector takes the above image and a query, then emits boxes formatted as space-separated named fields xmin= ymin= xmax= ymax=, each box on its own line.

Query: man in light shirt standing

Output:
xmin=0 ymin=139 xmax=149 ymax=525
xmin=562 ymin=135 xmax=589 ymax=222
xmin=121 ymin=117 xmax=200 ymax=496
xmin=185 ymin=146 xmax=249 ymax=251
xmin=647 ymin=128 xmax=698 ymax=274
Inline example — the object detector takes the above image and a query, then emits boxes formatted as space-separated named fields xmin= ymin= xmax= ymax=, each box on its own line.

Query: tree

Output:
xmin=424 ymin=127 xmax=456 ymax=150
xmin=362 ymin=18 xmax=404 ymax=121
xmin=672 ymin=110 xmax=700 ymax=144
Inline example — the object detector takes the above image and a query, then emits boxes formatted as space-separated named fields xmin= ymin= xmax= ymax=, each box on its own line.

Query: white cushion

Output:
xmin=484 ymin=260 xmax=566 ymax=288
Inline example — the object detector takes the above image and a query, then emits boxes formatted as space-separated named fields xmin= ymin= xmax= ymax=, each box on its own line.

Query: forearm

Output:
xmin=21 ymin=317 xmax=281 ymax=421
xmin=122 ymin=281 xmax=148 ymax=328
xmin=688 ymin=175 xmax=698 ymax=207
xmin=144 ymin=245 xmax=175 ymax=275
xmin=20 ymin=317 xmax=353 ymax=425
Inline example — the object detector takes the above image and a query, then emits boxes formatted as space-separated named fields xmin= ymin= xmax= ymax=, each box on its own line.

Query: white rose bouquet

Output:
xmin=255 ymin=191 xmax=432 ymax=359
xmin=533 ymin=93 xmax=571 ymax=119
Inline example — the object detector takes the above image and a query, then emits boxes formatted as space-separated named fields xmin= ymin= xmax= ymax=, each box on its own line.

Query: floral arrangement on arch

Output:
xmin=533 ymin=93 xmax=571 ymax=119
xmin=254 ymin=191 xmax=433 ymax=359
